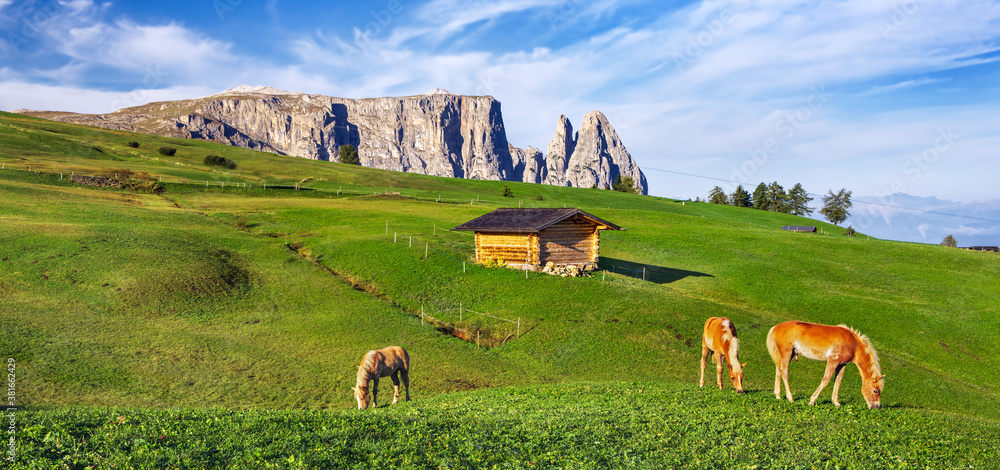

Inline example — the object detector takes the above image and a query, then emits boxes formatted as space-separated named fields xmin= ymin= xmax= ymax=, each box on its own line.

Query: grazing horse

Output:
xmin=700 ymin=317 xmax=746 ymax=393
xmin=353 ymin=346 xmax=410 ymax=409
xmin=766 ymin=321 xmax=884 ymax=409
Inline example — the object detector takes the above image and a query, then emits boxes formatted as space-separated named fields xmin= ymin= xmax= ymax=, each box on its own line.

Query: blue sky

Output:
xmin=2 ymin=0 xmax=999 ymax=207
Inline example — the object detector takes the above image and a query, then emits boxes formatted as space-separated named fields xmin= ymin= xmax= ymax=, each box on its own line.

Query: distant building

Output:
xmin=782 ymin=225 xmax=817 ymax=233
xmin=452 ymin=208 xmax=622 ymax=269
xmin=963 ymin=246 xmax=999 ymax=252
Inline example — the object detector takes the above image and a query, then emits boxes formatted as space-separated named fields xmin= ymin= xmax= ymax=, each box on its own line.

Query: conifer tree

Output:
xmin=708 ymin=186 xmax=727 ymax=204
xmin=765 ymin=181 xmax=789 ymax=212
xmin=820 ymin=188 xmax=853 ymax=225
xmin=730 ymin=185 xmax=751 ymax=207
xmin=752 ymin=183 xmax=768 ymax=210
xmin=788 ymin=183 xmax=814 ymax=216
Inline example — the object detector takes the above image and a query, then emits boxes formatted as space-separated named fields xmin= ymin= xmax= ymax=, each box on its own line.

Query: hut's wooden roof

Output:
xmin=452 ymin=208 xmax=622 ymax=233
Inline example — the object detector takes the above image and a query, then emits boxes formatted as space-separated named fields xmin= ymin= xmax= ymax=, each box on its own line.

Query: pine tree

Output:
xmin=787 ymin=183 xmax=814 ymax=216
xmin=708 ymin=186 xmax=727 ymax=204
xmin=752 ymin=183 xmax=768 ymax=210
xmin=765 ymin=181 xmax=789 ymax=212
xmin=612 ymin=175 xmax=639 ymax=194
xmin=820 ymin=188 xmax=853 ymax=225
xmin=730 ymin=185 xmax=751 ymax=208
xmin=338 ymin=144 xmax=360 ymax=165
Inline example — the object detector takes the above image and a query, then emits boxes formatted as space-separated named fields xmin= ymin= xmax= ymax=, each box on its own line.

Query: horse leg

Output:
xmin=390 ymin=371 xmax=401 ymax=405
xmin=401 ymin=369 xmax=410 ymax=401
xmin=715 ymin=352 xmax=725 ymax=390
xmin=371 ymin=377 xmax=379 ymax=408
xmin=809 ymin=360 xmax=840 ymax=405
xmin=830 ymin=364 xmax=847 ymax=406
xmin=700 ymin=343 xmax=709 ymax=388
xmin=780 ymin=352 xmax=795 ymax=402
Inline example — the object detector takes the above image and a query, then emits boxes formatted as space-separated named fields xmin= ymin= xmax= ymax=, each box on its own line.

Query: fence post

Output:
xmin=643 ymin=267 xmax=646 ymax=281
xmin=421 ymin=305 xmax=424 ymax=326
xmin=463 ymin=262 xmax=466 ymax=273
xmin=603 ymin=270 xmax=606 ymax=280
xmin=517 ymin=317 xmax=521 ymax=338
xmin=394 ymin=232 xmax=397 ymax=243
xmin=477 ymin=331 xmax=480 ymax=350
xmin=425 ymin=243 xmax=428 ymax=258
xmin=409 ymin=236 xmax=412 ymax=247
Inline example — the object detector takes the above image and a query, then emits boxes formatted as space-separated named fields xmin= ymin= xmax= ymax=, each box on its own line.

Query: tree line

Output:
xmin=707 ymin=182 xmax=853 ymax=225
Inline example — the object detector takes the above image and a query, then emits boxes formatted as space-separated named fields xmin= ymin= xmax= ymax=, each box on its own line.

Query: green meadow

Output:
xmin=2 ymin=111 xmax=998 ymax=468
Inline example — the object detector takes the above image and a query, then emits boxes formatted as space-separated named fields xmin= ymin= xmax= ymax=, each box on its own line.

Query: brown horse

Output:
xmin=353 ymin=346 xmax=410 ymax=409
xmin=700 ymin=317 xmax=746 ymax=393
xmin=766 ymin=321 xmax=884 ymax=409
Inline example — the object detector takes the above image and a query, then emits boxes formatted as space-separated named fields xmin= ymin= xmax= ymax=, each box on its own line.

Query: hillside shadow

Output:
xmin=598 ymin=258 xmax=713 ymax=284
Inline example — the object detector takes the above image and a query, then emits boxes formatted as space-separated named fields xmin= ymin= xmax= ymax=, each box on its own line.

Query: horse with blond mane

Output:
xmin=353 ymin=346 xmax=410 ymax=409
xmin=700 ymin=317 xmax=746 ymax=393
xmin=766 ymin=321 xmax=884 ymax=409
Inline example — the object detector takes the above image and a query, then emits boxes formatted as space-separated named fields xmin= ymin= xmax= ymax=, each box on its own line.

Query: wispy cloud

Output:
xmin=862 ymin=78 xmax=944 ymax=96
xmin=2 ymin=0 xmax=1000 ymax=202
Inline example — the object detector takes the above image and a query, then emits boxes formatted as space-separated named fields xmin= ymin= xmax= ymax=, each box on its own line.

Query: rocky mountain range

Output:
xmin=18 ymin=85 xmax=647 ymax=194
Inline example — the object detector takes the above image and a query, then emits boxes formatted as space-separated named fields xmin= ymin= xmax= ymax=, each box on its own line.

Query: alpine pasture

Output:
xmin=2 ymin=111 xmax=998 ymax=468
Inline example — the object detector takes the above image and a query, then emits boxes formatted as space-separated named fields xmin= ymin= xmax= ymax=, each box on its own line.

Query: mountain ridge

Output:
xmin=17 ymin=86 xmax=648 ymax=194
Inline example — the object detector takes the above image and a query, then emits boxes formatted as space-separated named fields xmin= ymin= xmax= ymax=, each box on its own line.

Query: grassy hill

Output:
xmin=2 ymin=111 xmax=999 ymax=468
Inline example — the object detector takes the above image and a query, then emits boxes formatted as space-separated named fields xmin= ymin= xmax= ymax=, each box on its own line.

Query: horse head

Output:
xmin=729 ymin=362 xmax=747 ymax=393
xmin=353 ymin=385 xmax=372 ymax=409
xmin=861 ymin=374 xmax=885 ymax=409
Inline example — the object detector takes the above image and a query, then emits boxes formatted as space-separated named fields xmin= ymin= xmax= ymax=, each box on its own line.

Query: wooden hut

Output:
xmin=452 ymin=208 xmax=622 ymax=270
xmin=782 ymin=225 xmax=817 ymax=233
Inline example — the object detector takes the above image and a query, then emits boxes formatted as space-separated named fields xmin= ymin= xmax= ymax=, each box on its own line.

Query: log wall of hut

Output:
xmin=538 ymin=217 xmax=600 ymax=266
xmin=475 ymin=232 xmax=540 ymax=265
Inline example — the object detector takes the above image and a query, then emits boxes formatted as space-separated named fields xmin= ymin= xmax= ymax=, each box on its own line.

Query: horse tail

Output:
xmin=765 ymin=325 xmax=779 ymax=364
xmin=402 ymin=347 xmax=410 ymax=372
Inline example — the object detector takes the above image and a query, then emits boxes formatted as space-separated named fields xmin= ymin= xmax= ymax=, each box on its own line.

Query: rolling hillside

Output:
xmin=2 ymin=111 xmax=998 ymax=468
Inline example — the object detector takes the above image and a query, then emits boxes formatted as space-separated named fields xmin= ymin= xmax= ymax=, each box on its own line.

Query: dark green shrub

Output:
xmin=844 ymin=226 xmax=856 ymax=236
xmin=338 ymin=144 xmax=360 ymax=165
xmin=127 ymin=141 xmax=140 ymax=148
xmin=204 ymin=155 xmax=237 ymax=170
xmin=158 ymin=147 xmax=177 ymax=156
xmin=501 ymin=185 xmax=514 ymax=198
xmin=536 ymin=195 xmax=544 ymax=201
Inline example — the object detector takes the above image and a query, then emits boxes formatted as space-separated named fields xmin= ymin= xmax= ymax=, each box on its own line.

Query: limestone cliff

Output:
xmin=564 ymin=111 xmax=648 ymax=194
xmin=19 ymin=85 xmax=646 ymax=193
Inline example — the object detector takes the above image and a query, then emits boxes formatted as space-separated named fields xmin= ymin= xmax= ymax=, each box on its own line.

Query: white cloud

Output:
xmin=6 ymin=0 xmax=1000 ymax=203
